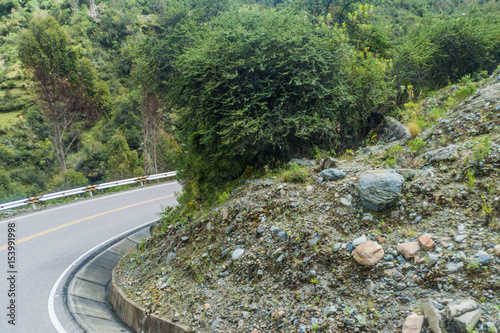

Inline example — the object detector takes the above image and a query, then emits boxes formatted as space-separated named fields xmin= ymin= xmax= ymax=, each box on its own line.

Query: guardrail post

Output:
xmin=32 ymin=203 xmax=36 ymax=210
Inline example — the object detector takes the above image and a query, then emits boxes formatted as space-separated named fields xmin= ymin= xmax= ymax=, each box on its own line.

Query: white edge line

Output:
xmin=48 ymin=219 xmax=158 ymax=333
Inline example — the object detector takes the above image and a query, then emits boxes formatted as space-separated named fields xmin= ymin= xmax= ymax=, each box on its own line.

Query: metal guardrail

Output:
xmin=0 ymin=171 xmax=177 ymax=212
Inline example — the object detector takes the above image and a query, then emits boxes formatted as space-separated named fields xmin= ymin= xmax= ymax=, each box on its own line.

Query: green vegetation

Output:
xmin=281 ymin=164 xmax=309 ymax=184
xmin=0 ymin=0 xmax=499 ymax=205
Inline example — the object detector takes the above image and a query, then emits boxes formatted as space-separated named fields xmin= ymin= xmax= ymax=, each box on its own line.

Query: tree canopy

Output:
xmin=18 ymin=14 xmax=109 ymax=172
xmin=0 ymin=0 xmax=500 ymax=203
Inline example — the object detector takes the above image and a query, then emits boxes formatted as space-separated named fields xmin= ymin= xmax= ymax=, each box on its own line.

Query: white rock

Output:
xmin=424 ymin=301 xmax=445 ymax=333
xmin=232 ymin=248 xmax=244 ymax=260
xmin=352 ymin=235 xmax=368 ymax=247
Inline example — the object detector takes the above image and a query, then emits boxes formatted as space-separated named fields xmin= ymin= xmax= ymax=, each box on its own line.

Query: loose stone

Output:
xmin=352 ymin=241 xmax=384 ymax=266
xmin=402 ymin=313 xmax=424 ymax=333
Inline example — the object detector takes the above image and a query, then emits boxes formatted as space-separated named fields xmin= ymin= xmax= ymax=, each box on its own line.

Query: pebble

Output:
xmin=222 ymin=248 xmax=231 ymax=257
xmin=473 ymin=251 xmax=491 ymax=265
xmin=166 ymin=252 xmax=176 ymax=266
xmin=232 ymin=248 xmax=244 ymax=260
xmin=352 ymin=235 xmax=368 ymax=247
xmin=446 ymin=262 xmax=464 ymax=272
xmin=211 ymin=317 xmax=221 ymax=328
xmin=308 ymin=235 xmax=321 ymax=246
xmin=454 ymin=234 xmax=468 ymax=243
xmin=396 ymin=282 xmax=406 ymax=290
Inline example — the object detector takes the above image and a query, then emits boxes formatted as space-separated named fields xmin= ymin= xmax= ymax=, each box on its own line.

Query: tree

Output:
xmin=18 ymin=14 xmax=109 ymax=173
xmin=105 ymin=130 xmax=142 ymax=181
xmin=170 ymin=7 xmax=393 ymax=201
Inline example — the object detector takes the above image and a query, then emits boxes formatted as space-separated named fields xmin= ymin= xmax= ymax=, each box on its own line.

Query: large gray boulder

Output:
xmin=320 ymin=168 xmax=346 ymax=181
xmin=422 ymin=145 xmax=460 ymax=163
xmin=376 ymin=117 xmax=412 ymax=143
xmin=359 ymin=170 xmax=404 ymax=211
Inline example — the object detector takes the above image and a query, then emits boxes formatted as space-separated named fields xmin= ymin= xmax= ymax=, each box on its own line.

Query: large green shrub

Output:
xmin=394 ymin=14 xmax=500 ymax=91
xmin=171 ymin=7 xmax=394 ymax=202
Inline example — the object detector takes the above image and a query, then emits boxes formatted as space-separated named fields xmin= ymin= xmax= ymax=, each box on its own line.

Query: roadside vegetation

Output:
xmin=1 ymin=0 xmax=500 ymax=207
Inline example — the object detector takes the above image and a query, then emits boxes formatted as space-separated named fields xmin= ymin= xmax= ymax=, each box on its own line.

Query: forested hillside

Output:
xmin=1 ymin=0 xmax=500 ymax=204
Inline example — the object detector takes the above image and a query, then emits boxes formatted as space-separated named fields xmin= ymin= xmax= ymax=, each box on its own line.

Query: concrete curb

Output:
xmin=66 ymin=227 xmax=152 ymax=332
xmin=109 ymin=244 xmax=209 ymax=333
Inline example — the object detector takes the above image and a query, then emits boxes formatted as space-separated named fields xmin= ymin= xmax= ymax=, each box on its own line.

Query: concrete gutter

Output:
xmin=109 ymin=241 xmax=208 ymax=333
xmin=66 ymin=227 xmax=151 ymax=332
xmin=109 ymin=270 xmax=193 ymax=333
xmin=66 ymin=223 xmax=207 ymax=333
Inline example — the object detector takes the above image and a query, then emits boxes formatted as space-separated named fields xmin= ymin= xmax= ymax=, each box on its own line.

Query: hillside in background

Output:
xmin=0 ymin=0 xmax=499 ymax=206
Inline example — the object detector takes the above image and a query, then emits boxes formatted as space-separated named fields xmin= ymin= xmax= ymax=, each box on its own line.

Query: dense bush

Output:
xmin=171 ymin=7 xmax=394 ymax=202
xmin=394 ymin=14 xmax=500 ymax=91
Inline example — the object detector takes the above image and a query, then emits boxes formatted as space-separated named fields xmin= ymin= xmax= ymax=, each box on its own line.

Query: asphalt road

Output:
xmin=0 ymin=181 xmax=181 ymax=333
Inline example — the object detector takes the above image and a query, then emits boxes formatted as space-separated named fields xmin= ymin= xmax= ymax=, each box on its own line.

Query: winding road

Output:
xmin=0 ymin=181 xmax=181 ymax=332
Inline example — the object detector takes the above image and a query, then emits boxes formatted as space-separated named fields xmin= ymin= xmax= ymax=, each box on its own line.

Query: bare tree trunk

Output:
xmin=141 ymin=90 xmax=161 ymax=175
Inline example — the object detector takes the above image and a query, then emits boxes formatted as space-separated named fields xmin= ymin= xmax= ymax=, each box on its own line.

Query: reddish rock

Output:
xmin=396 ymin=242 xmax=421 ymax=259
xmin=221 ymin=209 xmax=229 ymax=220
xmin=353 ymin=241 xmax=384 ymax=266
xmin=377 ymin=236 xmax=387 ymax=244
xmin=402 ymin=313 xmax=424 ymax=333
xmin=418 ymin=235 xmax=435 ymax=251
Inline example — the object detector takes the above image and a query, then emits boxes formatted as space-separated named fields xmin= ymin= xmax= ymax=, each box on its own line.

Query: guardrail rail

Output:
xmin=0 ymin=171 xmax=177 ymax=211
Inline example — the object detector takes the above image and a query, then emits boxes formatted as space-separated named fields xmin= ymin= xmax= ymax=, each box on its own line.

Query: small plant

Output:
xmin=385 ymin=144 xmax=404 ymax=167
xmin=407 ymin=120 xmax=421 ymax=137
xmin=429 ymin=107 xmax=446 ymax=123
xmin=343 ymin=306 xmax=350 ymax=316
xmin=473 ymin=136 xmax=491 ymax=163
xmin=455 ymin=83 xmax=476 ymax=100
xmin=357 ymin=310 xmax=368 ymax=325
xmin=281 ymin=163 xmax=308 ymax=183
xmin=310 ymin=277 xmax=318 ymax=284
xmin=408 ymin=137 xmax=426 ymax=154
xmin=459 ymin=74 xmax=472 ymax=85
xmin=465 ymin=260 xmax=485 ymax=274
xmin=344 ymin=149 xmax=354 ymax=161
xmin=481 ymin=202 xmax=493 ymax=216
xmin=466 ymin=170 xmax=476 ymax=189
xmin=218 ymin=191 xmax=230 ymax=204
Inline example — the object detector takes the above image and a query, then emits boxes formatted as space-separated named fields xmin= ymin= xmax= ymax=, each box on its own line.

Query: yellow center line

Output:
xmin=0 ymin=194 xmax=174 ymax=251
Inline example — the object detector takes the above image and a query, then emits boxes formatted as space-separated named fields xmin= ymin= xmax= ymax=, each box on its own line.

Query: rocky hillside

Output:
xmin=115 ymin=78 xmax=500 ymax=332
